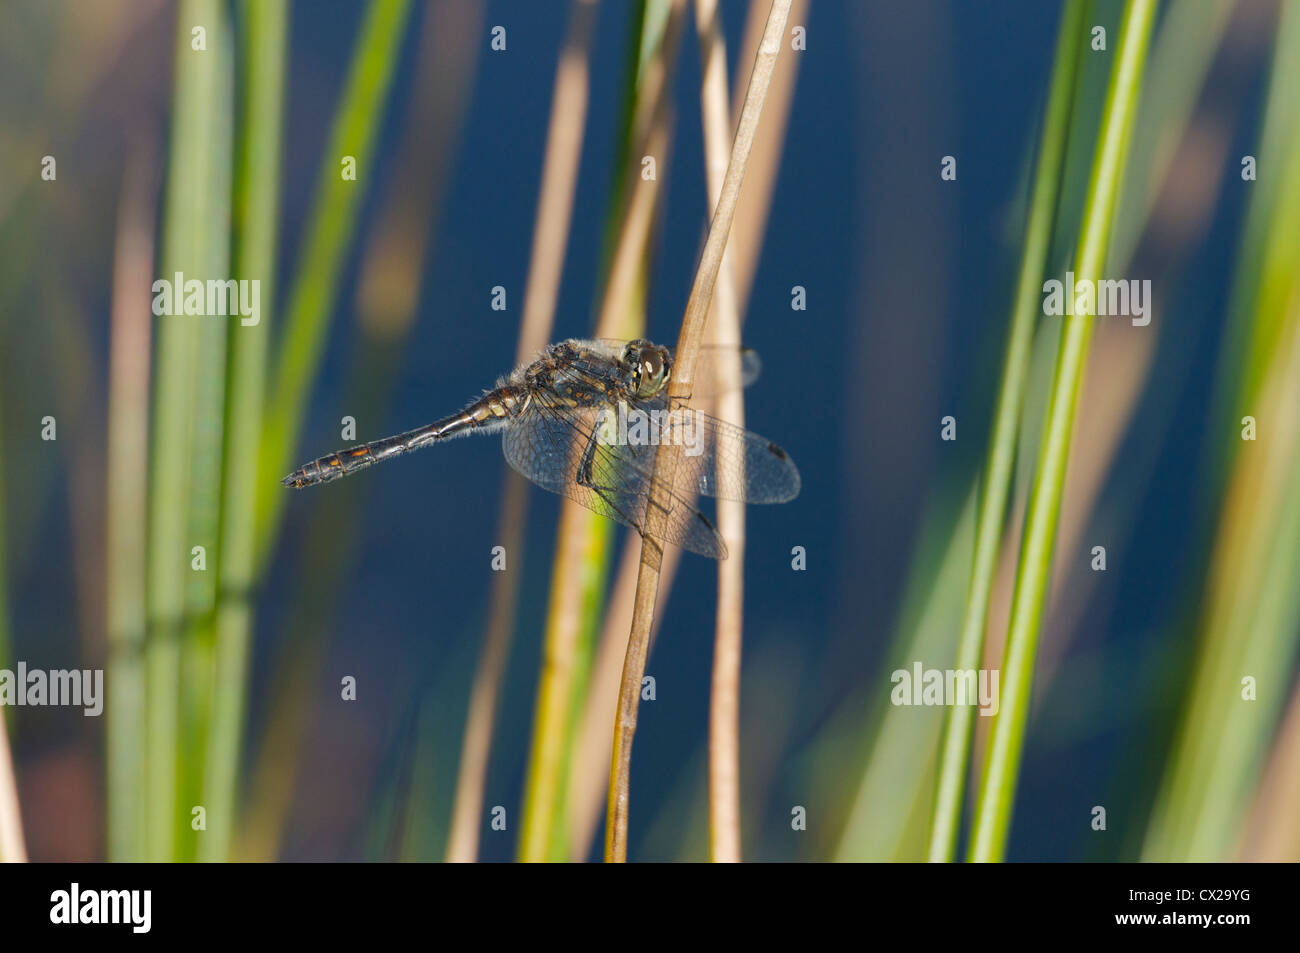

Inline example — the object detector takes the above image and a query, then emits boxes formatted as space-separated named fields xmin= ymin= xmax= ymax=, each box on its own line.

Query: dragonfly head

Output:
xmin=624 ymin=339 xmax=671 ymax=399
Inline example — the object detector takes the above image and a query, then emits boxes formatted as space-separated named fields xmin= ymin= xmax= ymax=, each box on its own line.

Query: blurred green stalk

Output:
xmin=926 ymin=0 xmax=1088 ymax=863
xmin=200 ymin=0 xmax=288 ymax=864
xmin=518 ymin=0 xmax=676 ymax=862
xmin=834 ymin=484 xmax=976 ymax=860
xmin=239 ymin=1 xmax=477 ymax=860
xmin=1143 ymin=2 xmax=1300 ymax=860
xmin=968 ymin=0 xmax=1157 ymax=863
xmin=105 ymin=143 xmax=158 ymax=862
xmin=176 ymin=15 xmax=235 ymax=865
xmin=145 ymin=0 xmax=233 ymax=863
xmin=253 ymin=0 xmax=413 ymax=568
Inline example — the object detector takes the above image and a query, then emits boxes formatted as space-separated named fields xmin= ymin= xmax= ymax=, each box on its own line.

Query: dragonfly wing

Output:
xmin=649 ymin=405 xmax=801 ymax=503
xmin=501 ymin=396 xmax=728 ymax=558
xmin=688 ymin=345 xmax=761 ymax=395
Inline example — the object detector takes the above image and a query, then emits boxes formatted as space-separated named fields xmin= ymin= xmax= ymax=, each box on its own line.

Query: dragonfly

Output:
xmin=281 ymin=338 xmax=800 ymax=558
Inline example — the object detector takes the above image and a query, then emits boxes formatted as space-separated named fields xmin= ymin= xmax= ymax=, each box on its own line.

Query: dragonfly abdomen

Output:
xmin=280 ymin=388 xmax=521 ymax=489
xmin=280 ymin=436 xmax=408 ymax=488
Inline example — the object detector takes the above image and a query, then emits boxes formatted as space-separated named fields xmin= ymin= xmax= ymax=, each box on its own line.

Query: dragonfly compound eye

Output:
xmin=638 ymin=350 xmax=665 ymax=396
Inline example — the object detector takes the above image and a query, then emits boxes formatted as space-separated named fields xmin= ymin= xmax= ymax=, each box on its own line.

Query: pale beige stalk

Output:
xmin=0 ymin=712 xmax=24 ymax=862
xmin=727 ymin=0 xmax=808 ymax=316
xmin=1239 ymin=680 xmax=1300 ymax=860
xmin=695 ymin=0 xmax=747 ymax=864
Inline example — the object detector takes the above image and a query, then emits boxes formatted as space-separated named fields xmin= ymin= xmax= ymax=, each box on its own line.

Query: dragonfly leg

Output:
xmin=576 ymin=431 xmax=644 ymax=535
xmin=576 ymin=428 xmax=598 ymax=487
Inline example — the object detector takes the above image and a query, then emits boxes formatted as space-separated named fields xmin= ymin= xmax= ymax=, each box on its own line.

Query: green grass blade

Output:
xmin=926 ymin=0 xmax=1089 ymax=863
xmin=968 ymin=0 xmax=1157 ymax=863
xmin=200 ymin=0 xmax=289 ymax=864
xmin=236 ymin=3 xmax=479 ymax=858
xmin=253 ymin=0 xmax=413 ymax=568
xmin=105 ymin=139 xmax=160 ymax=862
xmin=174 ymin=15 xmax=236 ymax=865
xmin=1143 ymin=2 xmax=1300 ymax=860
xmin=834 ymin=485 xmax=977 ymax=860
xmin=518 ymin=0 xmax=676 ymax=862
xmin=145 ymin=0 xmax=234 ymax=862
xmin=1107 ymin=0 xmax=1234 ymax=272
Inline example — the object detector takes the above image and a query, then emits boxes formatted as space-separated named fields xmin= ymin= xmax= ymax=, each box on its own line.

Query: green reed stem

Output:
xmin=199 ymin=0 xmax=288 ymax=864
xmin=926 ymin=0 xmax=1089 ymax=863
xmin=144 ymin=0 xmax=233 ymax=862
xmin=253 ymin=0 xmax=412 ymax=568
xmin=968 ymin=0 xmax=1157 ymax=863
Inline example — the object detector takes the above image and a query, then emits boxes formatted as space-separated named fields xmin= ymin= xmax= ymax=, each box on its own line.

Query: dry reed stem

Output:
xmin=446 ymin=476 xmax=528 ymax=862
xmin=695 ymin=0 xmax=747 ymax=864
xmin=728 ymin=0 xmax=808 ymax=316
xmin=595 ymin=50 xmax=682 ymax=334
xmin=1239 ymin=679 xmax=1300 ymax=860
xmin=606 ymin=0 xmax=792 ymax=863
xmin=518 ymin=0 xmax=600 ymax=363
xmin=567 ymin=520 xmax=680 ymax=858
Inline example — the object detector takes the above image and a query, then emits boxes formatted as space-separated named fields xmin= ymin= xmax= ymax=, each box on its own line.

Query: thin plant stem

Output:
xmin=595 ymin=0 xmax=683 ymax=338
xmin=606 ymin=0 xmax=792 ymax=863
xmin=568 ymin=0 xmax=807 ymax=863
xmin=726 ymin=0 xmax=808 ymax=318
xmin=834 ymin=486 xmax=978 ymax=861
xmin=145 ymin=0 xmax=232 ymax=861
xmin=1239 ymin=679 xmax=1300 ymax=860
xmin=0 ymin=338 xmax=13 ymax=864
xmin=833 ymin=0 xmax=1228 ymax=864
xmin=450 ymin=0 xmax=599 ymax=864
xmin=968 ymin=0 xmax=1157 ymax=863
xmin=0 ymin=711 xmax=22 ymax=862
xmin=540 ymin=0 xmax=687 ymax=864
xmin=235 ymin=1 xmax=479 ymax=860
xmin=200 ymin=0 xmax=288 ymax=864
xmin=175 ymin=14 xmax=236 ymax=865
xmin=694 ymin=0 xmax=747 ymax=864
xmin=517 ymin=0 xmax=686 ymax=862
xmin=925 ymin=0 xmax=1088 ymax=864
xmin=253 ymin=0 xmax=413 ymax=569
xmin=1145 ymin=39 xmax=1300 ymax=853
xmin=105 ymin=127 xmax=158 ymax=863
